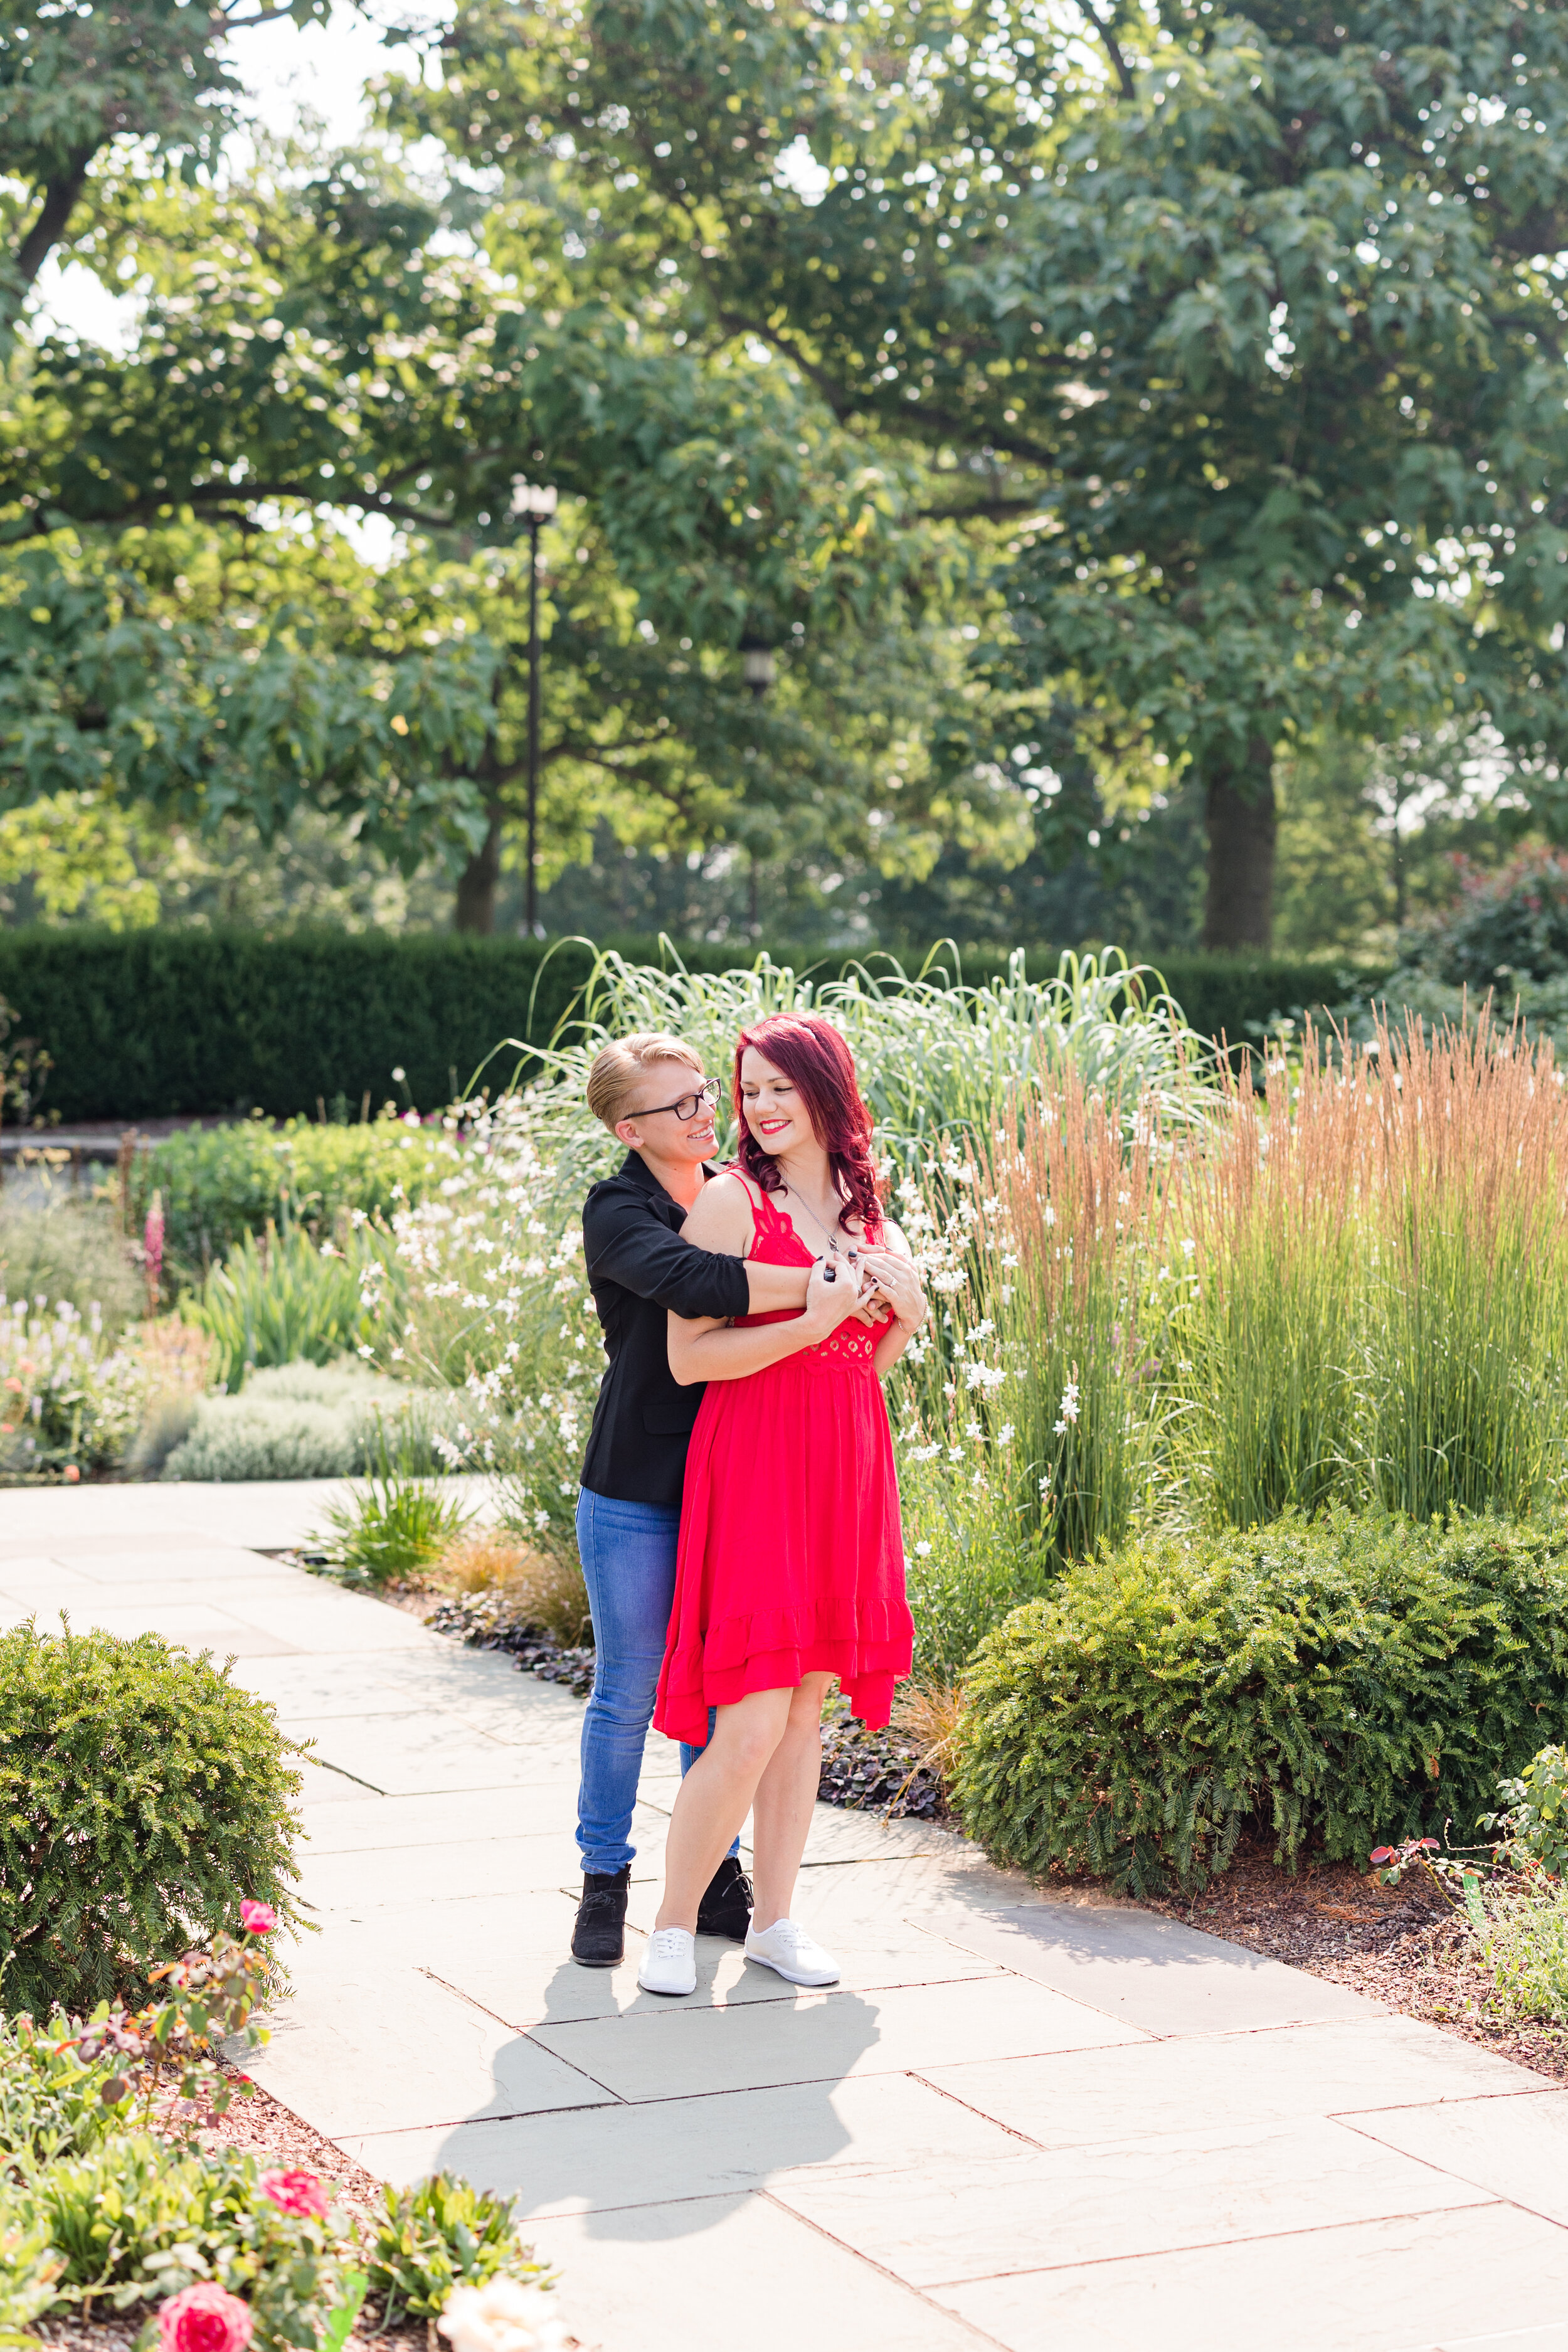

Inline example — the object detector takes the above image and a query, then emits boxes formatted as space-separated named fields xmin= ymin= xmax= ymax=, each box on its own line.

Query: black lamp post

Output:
xmin=738 ymin=635 xmax=776 ymax=929
xmin=510 ymin=477 xmax=558 ymax=935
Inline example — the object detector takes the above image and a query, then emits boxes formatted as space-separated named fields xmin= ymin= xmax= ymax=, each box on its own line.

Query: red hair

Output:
xmin=733 ymin=1013 xmax=882 ymax=1232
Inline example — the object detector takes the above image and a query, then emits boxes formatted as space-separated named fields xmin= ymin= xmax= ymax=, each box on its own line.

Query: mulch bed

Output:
xmin=421 ymin=1592 xmax=595 ymax=1698
xmin=1140 ymin=1835 xmax=1568 ymax=2082
xmin=817 ymin=1699 xmax=950 ymax=1823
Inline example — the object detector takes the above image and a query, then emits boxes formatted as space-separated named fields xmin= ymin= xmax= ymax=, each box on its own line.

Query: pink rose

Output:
xmin=157 ymin=2284 xmax=253 ymax=2352
xmin=239 ymin=1900 xmax=278 ymax=1934
xmin=260 ymin=2168 xmax=329 ymax=2220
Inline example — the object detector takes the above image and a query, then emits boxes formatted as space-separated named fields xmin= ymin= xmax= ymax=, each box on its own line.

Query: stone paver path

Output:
xmin=8 ymin=1483 xmax=1568 ymax=2351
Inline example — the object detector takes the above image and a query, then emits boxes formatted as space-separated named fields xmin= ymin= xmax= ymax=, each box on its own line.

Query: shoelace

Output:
xmin=579 ymin=1888 xmax=622 ymax=1915
xmin=647 ymin=1928 xmax=691 ymax=1957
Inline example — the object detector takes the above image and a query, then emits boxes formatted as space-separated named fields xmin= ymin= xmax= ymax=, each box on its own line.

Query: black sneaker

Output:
xmin=571 ymin=1867 xmax=630 ymax=1968
xmin=696 ymin=1854 xmax=754 ymax=1942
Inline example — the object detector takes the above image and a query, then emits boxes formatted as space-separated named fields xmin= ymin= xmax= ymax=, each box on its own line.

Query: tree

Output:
xmin=0 ymin=523 xmax=498 ymax=869
xmin=0 ymin=0 xmax=327 ymax=324
xmin=431 ymin=0 xmax=1568 ymax=946
xmin=3 ymin=139 xmax=1024 ymax=929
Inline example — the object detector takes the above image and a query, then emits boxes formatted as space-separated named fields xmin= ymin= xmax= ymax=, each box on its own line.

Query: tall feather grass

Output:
xmin=1169 ymin=1042 xmax=1367 ymax=1523
xmin=1362 ymin=1013 xmax=1568 ymax=1519
xmin=977 ymin=1073 xmax=1172 ymax=1564
xmin=482 ymin=942 xmax=1212 ymax=1211
xmin=1169 ymin=1009 xmax=1568 ymax=1525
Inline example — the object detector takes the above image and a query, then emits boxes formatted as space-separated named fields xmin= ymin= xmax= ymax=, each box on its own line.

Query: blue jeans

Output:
xmin=575 ymin=1487 xmax=733 ymax=1876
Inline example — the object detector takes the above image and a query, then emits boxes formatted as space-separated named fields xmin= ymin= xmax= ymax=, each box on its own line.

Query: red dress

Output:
xmin=653 ymin=1175 xmax=914 ymax=1742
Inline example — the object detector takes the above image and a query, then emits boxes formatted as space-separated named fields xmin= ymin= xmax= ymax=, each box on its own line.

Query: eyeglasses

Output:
xmin=636 ymin=1079 xmax=718 ymax=1122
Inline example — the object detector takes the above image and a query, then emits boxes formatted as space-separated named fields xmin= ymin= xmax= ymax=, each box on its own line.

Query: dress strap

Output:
xmin=727 ymin=1163 xmax=788 ymax=1229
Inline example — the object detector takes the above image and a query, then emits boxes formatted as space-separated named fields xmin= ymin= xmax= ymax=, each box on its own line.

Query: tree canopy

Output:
xmin=2 ymin=0 xmax=1566 ymax=945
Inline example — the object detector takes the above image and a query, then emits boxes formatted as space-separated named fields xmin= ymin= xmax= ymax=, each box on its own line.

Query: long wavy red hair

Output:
xmin=733 ymin=1013 xmax=882 ymax=1232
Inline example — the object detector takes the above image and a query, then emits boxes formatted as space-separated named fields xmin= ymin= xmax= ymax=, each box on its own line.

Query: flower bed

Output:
xmin=2 ymin=1911 xmax=569 ymax=2352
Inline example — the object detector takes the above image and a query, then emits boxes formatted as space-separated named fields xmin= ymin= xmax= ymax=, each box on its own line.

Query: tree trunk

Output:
xmin=12 ymin=150 xmax=94 ymax=296
xmin=1202 ymin=738 xmax=1277 ymax=951
xmin=455 ymin=800 xmax=503 ymax=933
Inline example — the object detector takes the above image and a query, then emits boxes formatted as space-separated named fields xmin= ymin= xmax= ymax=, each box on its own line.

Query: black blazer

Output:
xmin=578 ymin=1151 xmax=751 ymax=1507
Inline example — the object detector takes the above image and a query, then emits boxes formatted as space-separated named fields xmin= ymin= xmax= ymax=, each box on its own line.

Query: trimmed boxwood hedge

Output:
xmin=0 ymin=924 xmax=1380 ymax=1124
xmin=953 ymin=1510 xmax=1568 ymax=1898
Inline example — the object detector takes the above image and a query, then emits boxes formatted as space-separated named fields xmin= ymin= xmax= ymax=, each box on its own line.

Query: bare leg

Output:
xmin=749 ymin=1673 xmax=832 ymax=1926
xmin=654 ymin=1688 xmax=792 ymax=1932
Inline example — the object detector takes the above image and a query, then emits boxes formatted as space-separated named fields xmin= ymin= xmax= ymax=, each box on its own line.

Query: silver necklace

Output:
xmin=781 ymin=1183 xmax=859 ymax=1285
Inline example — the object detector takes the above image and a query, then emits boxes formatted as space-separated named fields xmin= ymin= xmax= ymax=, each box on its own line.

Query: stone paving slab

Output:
xmin=770 ymin=2112 xmax=1485 ymax=2285
xmin=919 ymin=2015 xmax=1544 ymax=2150
xmin=253 ymin=1962 xmax=617 ymax=2137
xmin=337 ymin=2067 xmax=1029 ymax=2207
xmin=523 ymin=2193 xmax=991 ymax=2352
xmin=13 ymin=1478 xmax=1568 ymax=2351
xmin=0 ymin=1476 xmax=495 ymax=1551
xmin=919 ymin=1895 xmax=1382 ymax=2031
xmin=1343 ymin=2088 xmax=1568 ymax=2226
xmin=527 ymin=1972 xmax=1147 ymax=2100
xmin=928 ymin=2203 xmax=1568 ymax=2352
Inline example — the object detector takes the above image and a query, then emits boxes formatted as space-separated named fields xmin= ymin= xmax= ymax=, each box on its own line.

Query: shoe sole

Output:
xmin=570 ymin=1950 xmax=623 ymax=1969
xmin=744 ymin=1949 xmax=840 ymax=1987
xmin=637 ymin=1976 xmax=696 ymax=1996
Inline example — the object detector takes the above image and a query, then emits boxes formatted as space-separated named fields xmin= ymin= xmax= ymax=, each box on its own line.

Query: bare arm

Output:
xmin=667 ymin=1175 xmax=867 ymax=1386
xmin=744 ymin=1259 xmax=811 ymax=1313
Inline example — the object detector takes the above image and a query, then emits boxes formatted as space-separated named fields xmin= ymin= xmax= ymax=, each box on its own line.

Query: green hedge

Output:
xmin=0 ymin=926 xmax=1382 ymax=1123
xmin=953 ymin=1510 xmax=1568 ymax=1899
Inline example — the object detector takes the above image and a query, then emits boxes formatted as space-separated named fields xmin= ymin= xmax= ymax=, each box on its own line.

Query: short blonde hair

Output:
xmin=586 ymin=1032 xmax=704 ymax=1134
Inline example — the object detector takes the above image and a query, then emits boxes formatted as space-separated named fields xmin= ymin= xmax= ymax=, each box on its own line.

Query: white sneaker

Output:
xmin=637 ymin=1926 xmax=697 ymax=1996
xmin=744 ymin=1918 xmax=841 ymax=1987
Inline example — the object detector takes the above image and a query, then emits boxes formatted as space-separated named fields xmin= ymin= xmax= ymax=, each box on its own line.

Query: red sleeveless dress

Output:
xmin=653 ymin=1175 xmax=914 ymax=1742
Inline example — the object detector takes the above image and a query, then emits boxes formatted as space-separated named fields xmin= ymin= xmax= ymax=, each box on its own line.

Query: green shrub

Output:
xmin=130 ymin=1114 xmax=458 ymax=1277
xmin=34 ymin=2134 xmax=342 ymax=2344
xmin=162 ymin=1367 xmax=470 ymax=1485
xmin=953 ymin=1512 xmax=1568 ymax=1898
xmin=0 ymin=922 xmax=1369 ymax=1125
xmin=163 ymin=1394 xmax=362 ymax=1483
xmin=364 ymin=2173 xmax=551 ymax=2325
xmin=186 ymin=1222 xmax=400 ymax=1390
xmin=1402 ymin=846 xmax=1568 ymax=988
xmin=0 ymin=2186 xmax=61 ymax=2348
xmin=0 ymin=2012 xmax=132 ymax=2169
xmin=0 ymin=1201 xmax=141 ymax=1335
xmin=1483 ymin=1743 xmax=1568 ymax=1878
xmin=0 ymin=1623 xmax=304 ymax=2016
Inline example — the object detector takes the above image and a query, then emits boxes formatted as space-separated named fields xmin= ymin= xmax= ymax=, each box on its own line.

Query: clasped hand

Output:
xmin=801 ymin=1247 xmax=926 ymax=1338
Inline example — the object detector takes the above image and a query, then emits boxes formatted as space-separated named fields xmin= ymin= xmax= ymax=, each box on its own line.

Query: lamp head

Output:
xmin=510 ymin=479 xmax=559 ymax=519
xmin=739 ymin=640 xmax=776 ymax=699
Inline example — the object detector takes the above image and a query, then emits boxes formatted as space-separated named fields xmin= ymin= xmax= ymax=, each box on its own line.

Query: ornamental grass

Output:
xmin=1168 ymin=1007 xmax=1568 ymax=1528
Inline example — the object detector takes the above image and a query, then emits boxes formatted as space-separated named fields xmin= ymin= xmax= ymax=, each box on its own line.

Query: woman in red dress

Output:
xmin=638 ymin=1014 xmax=927 ymax=1997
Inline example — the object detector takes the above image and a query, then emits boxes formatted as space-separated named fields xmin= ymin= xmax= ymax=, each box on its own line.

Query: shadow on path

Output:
xmin=428 ymin=1938 xmax=885 ymax=2243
